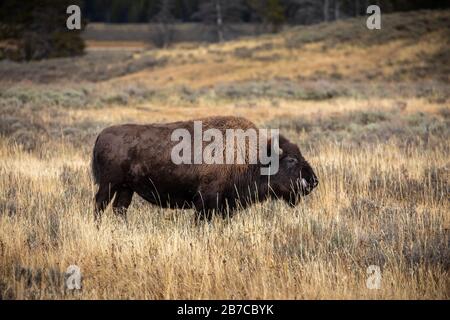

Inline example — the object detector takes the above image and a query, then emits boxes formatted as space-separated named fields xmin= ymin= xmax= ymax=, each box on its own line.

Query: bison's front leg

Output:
xmin=193 ymin=197 xmax=214 ymax=221
xmin=192 ymin=191 xmax=224 ymax=222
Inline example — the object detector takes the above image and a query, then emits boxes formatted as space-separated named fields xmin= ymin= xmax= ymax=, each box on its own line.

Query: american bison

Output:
xmin=92 ymin=116 xmax=318 ymax=221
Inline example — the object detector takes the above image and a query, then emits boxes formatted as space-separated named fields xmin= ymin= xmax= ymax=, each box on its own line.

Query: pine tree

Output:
xmin=266 ymin=0 xmax=286 ymax=32
xmin=150 ymin=0 xmax=176 ymax=48
xmin=0 ymin=0 xmax=86 ymax=61
xmin=192 ymin=0 xmax=245 ymax=42
xmin=248 ymin=0 xmax=286 ymax=32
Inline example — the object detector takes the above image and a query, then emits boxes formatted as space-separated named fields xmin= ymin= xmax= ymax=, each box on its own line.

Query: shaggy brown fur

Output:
xmin=92 ymin=116 xmax=318 ymax=220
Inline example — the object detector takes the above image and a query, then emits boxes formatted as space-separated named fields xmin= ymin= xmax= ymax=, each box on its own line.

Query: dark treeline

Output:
xmin=1 ymin=0 xmax=449 ymax=61
xmin=84 ymin=0 xmax=450 ymax=24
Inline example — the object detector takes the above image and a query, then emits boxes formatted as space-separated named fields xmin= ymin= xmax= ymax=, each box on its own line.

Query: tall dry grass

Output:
xmin=0 ymin=98 xmax=448 ymax=299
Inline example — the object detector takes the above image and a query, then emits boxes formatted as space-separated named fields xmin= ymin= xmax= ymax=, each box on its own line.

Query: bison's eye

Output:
xmin=284 ymin=156 xmax=298 ymax=168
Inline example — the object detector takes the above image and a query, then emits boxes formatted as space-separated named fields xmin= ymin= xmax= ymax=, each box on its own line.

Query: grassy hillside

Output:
xmin=2 ymin=10 xmax=450 ymax=85
xmin=0 ymin=10 xmax=448 ymax=299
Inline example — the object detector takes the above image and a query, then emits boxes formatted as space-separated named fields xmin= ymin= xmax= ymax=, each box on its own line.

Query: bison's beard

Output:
xmin=280 ymin=181 xmax=314 ymax=206
xmin=279 ymin=188 xmax=302 ymax=206
xmin=284 ymin=190 xmax=311 ymax=206
xmin=270 ymin=177 xmax=315 ymax=206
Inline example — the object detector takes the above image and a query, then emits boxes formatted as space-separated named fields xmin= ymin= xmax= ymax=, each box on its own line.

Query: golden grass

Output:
xmin=85 ymin=40 xmax=150 ymax=51
xmin=0 ymin=96 xmax=448 ymax=299
xmin=65 ymin=97 xmax=445 ymax=127
xmin=108 ymin=27 xmax=448 ymax=88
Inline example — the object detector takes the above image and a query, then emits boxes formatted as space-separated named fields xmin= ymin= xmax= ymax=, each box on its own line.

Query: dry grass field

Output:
xmin=0 ymin=10 xmax=449 ymax=299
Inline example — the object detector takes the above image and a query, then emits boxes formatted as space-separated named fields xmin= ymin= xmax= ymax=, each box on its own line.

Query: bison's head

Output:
xmin=268 ymin=135 xmax=318 ymax=205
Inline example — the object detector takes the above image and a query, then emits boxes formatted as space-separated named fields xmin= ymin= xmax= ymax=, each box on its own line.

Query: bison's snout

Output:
xmin=310 ymin=176 xmax=319 ymax=188
xmin=299 ymin=175 xmax=318 ymax=195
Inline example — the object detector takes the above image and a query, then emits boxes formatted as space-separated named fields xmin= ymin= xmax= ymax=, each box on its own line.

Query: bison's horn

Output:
xmin=275 ymin=145 xmax=283 ymax=155
xmin=267 ymin=137 xmax=283 ymax=155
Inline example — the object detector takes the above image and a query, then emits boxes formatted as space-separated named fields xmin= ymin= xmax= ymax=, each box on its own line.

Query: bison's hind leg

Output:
xmin=94 ymin=183 xmax=117 ymax=223
xmin=112 ymin=187 xmax=133 ymax=220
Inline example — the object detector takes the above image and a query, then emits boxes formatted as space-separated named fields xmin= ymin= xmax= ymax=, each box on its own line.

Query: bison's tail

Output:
xmin=91 ymin=135 xmax=101 ymax=185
